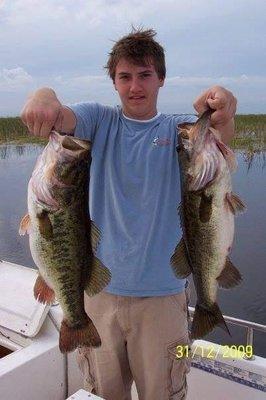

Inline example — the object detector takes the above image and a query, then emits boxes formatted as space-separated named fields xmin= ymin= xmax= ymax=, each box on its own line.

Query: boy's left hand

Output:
xmin=193 ymin=86 xmax=237 ymax=127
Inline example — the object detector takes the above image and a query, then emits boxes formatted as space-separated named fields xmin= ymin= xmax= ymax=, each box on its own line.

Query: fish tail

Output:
xmin=191 ymin=302 xmax=231 ymax=339
xmin=59 ymin=317 xmax=101 ymax=353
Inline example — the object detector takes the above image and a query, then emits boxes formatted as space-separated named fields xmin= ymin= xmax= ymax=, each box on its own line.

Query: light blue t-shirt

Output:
xmin=69 ymin=102 xmax=197 ymax=296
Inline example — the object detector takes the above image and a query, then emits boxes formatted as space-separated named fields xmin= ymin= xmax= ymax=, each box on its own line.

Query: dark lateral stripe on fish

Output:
xmin=174 ymin=108 xmax=244 ymax=343
xmin=26 ymin=134 xmax=110 ymax=353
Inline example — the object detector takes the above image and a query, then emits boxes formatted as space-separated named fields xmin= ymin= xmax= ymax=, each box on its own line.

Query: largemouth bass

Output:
xmin=19 ymin=131 xmax=111 ymax=352
xmin=171 ymin=110 xmax=245 ymax=339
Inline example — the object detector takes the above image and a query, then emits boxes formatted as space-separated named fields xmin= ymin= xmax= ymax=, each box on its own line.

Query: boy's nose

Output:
xmin=130 ymin=77 xmax=142 ymax=92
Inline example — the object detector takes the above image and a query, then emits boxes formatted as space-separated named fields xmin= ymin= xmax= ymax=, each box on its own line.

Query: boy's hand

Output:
xmin=193 ymin=86 xmax=237 ymax=128
xmin=20 ymin=88 xmax=64 ymax=138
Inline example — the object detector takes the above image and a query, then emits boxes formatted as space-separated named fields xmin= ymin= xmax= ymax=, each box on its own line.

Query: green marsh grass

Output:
xmin=0 ymin=114 xmax=265 ymax=149
xmin=0 ymin=117 xmax=47 ymax=145
xmin=232 ymin=115 xmax=266 ymax=153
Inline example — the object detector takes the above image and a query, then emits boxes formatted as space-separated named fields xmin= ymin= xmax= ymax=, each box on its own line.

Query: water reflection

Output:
xmin=241 ymin=150 xmax=265 ymax=171
xmin=232 ymin=129 xmax=266 ymax=171
xmin=0 ymin=146 xmax=7 ymax=159
xmin=0 ymin=144 xmax=44 ymax=160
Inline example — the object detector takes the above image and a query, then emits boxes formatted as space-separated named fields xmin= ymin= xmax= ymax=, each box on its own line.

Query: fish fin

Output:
xmin=210 ymin=128 xmax=237 ymax=171
xmin=59 ymin=317 xmax=101 ymax=353
xmin=191 ymin=302 xmax=231 ymax=339
xmin=91 ymin=221 xmax=101 ymax=254
xmin=226 ymin=192 xmax=246 ymax=215
xmin=217 ymin=258 xmax=242 ymax=289
xmin=199 ymin=192 xmax=213 ymax=222
xmin=85 ymin=257 xmax=112 ymax=296
xmin=19 ymin=213 xmax=31 ymax=235
xmin=33 ymin=274 xmax=55 ymax=304
xmin=170 ymin=238 xmax=191 ymax=278
xmin=37 ymin=211 xmax=53 ymax=239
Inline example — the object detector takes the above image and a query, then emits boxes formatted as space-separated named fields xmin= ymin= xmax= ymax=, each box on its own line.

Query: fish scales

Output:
xmin=20 ymin=131 xmax=111 ymax=352
xmin=171 ymin=109 xmax=245 ymax=339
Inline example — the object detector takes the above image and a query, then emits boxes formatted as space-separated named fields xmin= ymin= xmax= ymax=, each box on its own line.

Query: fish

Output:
xmin=19 ymin=131 xmax=111 ymax=352
xmin=171 ymin=109 xmax=245 ymax=340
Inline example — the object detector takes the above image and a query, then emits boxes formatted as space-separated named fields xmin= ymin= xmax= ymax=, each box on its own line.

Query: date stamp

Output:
xmin=175 ymin=344 xmax=253 ymax=359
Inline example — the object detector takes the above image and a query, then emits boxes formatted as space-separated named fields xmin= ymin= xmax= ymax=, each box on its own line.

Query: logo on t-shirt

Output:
xmin=152 ymin=136 xmax=171 ymax=146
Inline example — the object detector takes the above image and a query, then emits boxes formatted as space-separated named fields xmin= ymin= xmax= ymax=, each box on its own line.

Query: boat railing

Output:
xmin=188 ymin=306 xmax=266 ymax=361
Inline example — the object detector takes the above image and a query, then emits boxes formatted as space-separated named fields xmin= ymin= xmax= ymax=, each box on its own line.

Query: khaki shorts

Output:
xmin=77 ymin=283 xmax=191 ymax=400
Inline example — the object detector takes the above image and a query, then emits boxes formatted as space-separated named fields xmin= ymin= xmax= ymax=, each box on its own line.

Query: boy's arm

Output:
xmin=20 ymin=87 xmax=77 ymax=137
xmin=213 ymin=118 xmax=235 ymax=145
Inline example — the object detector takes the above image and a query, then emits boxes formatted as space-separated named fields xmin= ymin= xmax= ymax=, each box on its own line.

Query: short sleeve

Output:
xmin=66 ymin=102 xmax=104 ymax=142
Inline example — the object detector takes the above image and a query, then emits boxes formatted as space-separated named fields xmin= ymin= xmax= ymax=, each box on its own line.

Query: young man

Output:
xmin=21 ymin=29 xmax=237 ymax=400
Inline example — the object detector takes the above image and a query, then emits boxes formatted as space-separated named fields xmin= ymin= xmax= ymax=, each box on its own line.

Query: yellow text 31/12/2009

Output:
xmin=175 ymin=345 xmax=254 ymax=359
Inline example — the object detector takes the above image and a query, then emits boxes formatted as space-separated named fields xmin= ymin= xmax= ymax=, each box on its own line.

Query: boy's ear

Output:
xmin=159 ymin=77 xmax=165 ymax=87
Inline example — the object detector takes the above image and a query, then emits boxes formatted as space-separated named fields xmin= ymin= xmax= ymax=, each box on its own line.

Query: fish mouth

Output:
xmin=30 ymin=132 xmax=91 ymax=209
xmin=50 ymin=131 xmax=91 ymax=159
xmin=178 ymin=109 xmax=213 ymax=144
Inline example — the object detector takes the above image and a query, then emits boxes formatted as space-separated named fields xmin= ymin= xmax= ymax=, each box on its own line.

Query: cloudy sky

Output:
xmin=1 ymin=0 xmax=266 ymax=116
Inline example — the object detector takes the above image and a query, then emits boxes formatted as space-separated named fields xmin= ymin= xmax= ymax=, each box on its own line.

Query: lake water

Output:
xmin=0 ymin=144 xmax=265 ymax=357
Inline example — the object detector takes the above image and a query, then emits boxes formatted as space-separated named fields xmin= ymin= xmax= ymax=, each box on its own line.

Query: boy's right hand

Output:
xmin=20 ymin=88 xmax=64 ymax=138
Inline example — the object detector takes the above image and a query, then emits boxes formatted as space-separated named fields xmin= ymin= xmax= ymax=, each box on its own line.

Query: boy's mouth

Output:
xmin=129 ymin=95 xmax=145 ymax=100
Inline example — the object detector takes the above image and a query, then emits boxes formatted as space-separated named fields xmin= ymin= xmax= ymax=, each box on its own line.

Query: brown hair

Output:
xmin=105 ymin=27 xmax=166 ymax=82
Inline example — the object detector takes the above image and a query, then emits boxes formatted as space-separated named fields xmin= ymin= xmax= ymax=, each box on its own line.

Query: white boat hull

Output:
xmin=0 ymin=260 xmax=265 ymax=399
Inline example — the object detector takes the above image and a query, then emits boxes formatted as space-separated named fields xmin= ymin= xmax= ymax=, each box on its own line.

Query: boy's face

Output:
xmin=114 ymin=58 xmax=165 ymax=120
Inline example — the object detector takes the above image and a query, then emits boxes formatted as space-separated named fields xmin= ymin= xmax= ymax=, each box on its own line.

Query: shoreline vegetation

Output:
xmin=0 ymin=115 xmax=266 ymax=151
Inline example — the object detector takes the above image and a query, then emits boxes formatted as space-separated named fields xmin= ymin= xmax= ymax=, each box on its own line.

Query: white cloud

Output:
xmin=0 ymin=0 xmax=144 ymax=28
xmin=55 ymin=73 xmax=266 ymax=90
xmin=54 ymin=74 xmax=109 ymax=87
xmin=0 ymin=67 xmax=33 ymax=90
xmin=0 ymin=0 xmax=266 ymax=114
xmin=166 ymin=75 xmax=266 ymax=87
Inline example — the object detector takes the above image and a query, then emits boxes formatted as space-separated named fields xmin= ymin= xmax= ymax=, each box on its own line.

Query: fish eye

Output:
xmin=180 ymin=132 xmax=189 ymax=139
